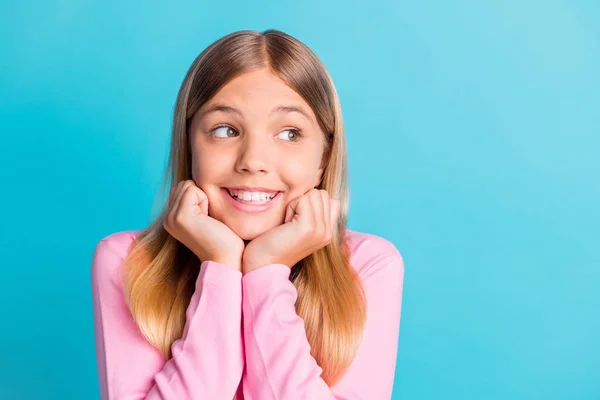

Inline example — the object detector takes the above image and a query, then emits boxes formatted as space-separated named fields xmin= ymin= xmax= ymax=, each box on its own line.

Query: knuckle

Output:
xmin=174 ymin=213 xmax=185 ymax=225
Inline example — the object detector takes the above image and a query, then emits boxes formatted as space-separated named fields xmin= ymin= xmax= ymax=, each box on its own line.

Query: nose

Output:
xmin=235 ymin=132 xmax=272 ymax=174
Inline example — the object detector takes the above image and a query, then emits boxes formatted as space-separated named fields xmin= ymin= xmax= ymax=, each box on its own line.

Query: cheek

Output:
xmin=190 ymin=148 xmax=235 ymax=214
xmin=280 ymin=155 xmax=321 ymax=190
xmin=191 ymin=147 xmax=228 ymax=182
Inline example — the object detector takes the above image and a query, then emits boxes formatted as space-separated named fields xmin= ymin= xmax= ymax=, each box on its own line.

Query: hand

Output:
xmin=242 ymin=189 xmax=341 ymax=274
xmin=163 ymin=180 xmax=245 ymax=272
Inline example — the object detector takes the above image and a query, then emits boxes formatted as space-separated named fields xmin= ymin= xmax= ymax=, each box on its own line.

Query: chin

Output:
xmin=225 ymin=219 xmax=280 ymax=241
xmin=232 ymin=223 xmax=270 ymax=241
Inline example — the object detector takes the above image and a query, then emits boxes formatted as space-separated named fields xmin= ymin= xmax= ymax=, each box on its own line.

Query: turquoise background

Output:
xmin=1 ymin=1 xmax=598 ymax=399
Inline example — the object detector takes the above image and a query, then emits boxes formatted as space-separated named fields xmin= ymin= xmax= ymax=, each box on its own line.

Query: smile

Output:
xmin=222 ymin=188 xmax=282 ymax=213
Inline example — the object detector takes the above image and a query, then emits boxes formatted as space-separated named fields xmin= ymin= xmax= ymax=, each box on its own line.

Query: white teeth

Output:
xmin=228 ymin=189 xmax=277 ymax=204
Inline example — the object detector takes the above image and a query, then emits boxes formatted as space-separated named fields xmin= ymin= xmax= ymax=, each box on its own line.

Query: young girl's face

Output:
xmin=188 ymin=67 xmax=326 ymax=241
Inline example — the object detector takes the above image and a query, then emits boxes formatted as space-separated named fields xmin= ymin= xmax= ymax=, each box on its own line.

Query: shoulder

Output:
xmin=345 ymin=229 xmax=404 ymax=280
xmin=90 ymin=229 xmax=144 ymax=289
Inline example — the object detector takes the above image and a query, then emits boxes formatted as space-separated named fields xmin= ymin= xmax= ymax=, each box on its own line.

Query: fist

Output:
xmin=242 ymin=188 xmax=341 ymax=274
xmin=163 ymin=180 xmax=245 ymax=272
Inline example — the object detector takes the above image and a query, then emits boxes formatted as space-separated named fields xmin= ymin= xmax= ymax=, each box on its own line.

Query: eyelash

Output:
xmin=210 ymin=124 xmax=304 ymax=142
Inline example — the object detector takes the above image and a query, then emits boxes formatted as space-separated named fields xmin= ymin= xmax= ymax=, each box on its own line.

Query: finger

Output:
xmin=285 ymin=196 xmax=301 ymax=223
xmin=320 ymin=190 xmax=330 ymax=236
xmin=173 ymin=180 xmax=197 ymax=218
xmin=309 ymin=189 xmax=325 ymax=235
xmin=171 ymin=180 xmax=189 ymax=211
xmin=189 ymin=185 xmax=209 ymax=216
xmin=296 ymin=192 xmax=315 ymax=229
xmin=182 ymin=182 xmax=209 ymax=217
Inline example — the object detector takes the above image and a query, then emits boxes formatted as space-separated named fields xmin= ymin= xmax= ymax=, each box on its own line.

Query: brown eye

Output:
xmin=211 ymin=125 xmax=239 ymax=138
xmin=277 ymin=128 xmax=304 ymax=142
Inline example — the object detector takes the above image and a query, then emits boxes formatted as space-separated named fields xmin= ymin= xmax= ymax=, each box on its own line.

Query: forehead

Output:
xmin=193 ymin=68 xmax=322 ymax=130
xmin=204 ymin=69 xmax=316 ymax=120
xmin=215 ymin=68 xmax=300 ymax=101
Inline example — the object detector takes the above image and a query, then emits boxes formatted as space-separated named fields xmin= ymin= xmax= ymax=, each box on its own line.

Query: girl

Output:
xmin=91 ymin=29 xmax=405 ymax=400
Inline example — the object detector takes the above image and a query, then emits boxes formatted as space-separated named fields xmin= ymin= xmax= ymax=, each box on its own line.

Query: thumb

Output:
xmin=285 ymin=197 xmax=301 ymax=223
xmin=189 ymin=186 xmax=209 ymax=216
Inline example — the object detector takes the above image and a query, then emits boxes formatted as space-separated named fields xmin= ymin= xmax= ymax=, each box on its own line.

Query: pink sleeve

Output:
xmin=240 ymin=244 xmax=405 ymax=400
xmin=91 ymin=238 xmax=244 ymax=399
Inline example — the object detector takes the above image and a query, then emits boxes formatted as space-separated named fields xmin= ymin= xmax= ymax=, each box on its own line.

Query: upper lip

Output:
xmin=226 ymin=186 xmax=282 ymax=194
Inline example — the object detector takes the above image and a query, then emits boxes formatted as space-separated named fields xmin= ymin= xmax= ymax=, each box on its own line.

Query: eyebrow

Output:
xmin=197 ymin=103 xmax=314 ymax=124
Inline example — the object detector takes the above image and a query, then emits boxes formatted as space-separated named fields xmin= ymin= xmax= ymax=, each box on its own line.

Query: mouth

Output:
xmin=224 ymin=188 xmax=281 ymax=204
xmin=222 ymin=187 xmax=283 ymax=212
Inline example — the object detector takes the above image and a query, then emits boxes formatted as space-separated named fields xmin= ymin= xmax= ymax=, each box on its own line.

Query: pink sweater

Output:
xmin=91 ymin=229 xmax=404 ymax=399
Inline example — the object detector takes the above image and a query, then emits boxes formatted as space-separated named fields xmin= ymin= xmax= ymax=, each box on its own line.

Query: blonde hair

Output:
xmin=121 ymin=29 xmax=367 ymax=390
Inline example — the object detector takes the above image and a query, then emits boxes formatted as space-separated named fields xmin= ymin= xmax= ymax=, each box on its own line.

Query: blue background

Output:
xmin=1 ymin=1 xmax=598 ymax=399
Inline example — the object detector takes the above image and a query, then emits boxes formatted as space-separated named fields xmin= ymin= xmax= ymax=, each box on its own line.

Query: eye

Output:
xmin=211 ymin=125 xmax=239 ymax=138
xmin=277 ymin=128 xmax=304 ymax=142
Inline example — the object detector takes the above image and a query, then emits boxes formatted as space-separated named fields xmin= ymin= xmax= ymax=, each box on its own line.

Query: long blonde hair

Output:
xmin=121 ymin=29 xmax=367 ymax=388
